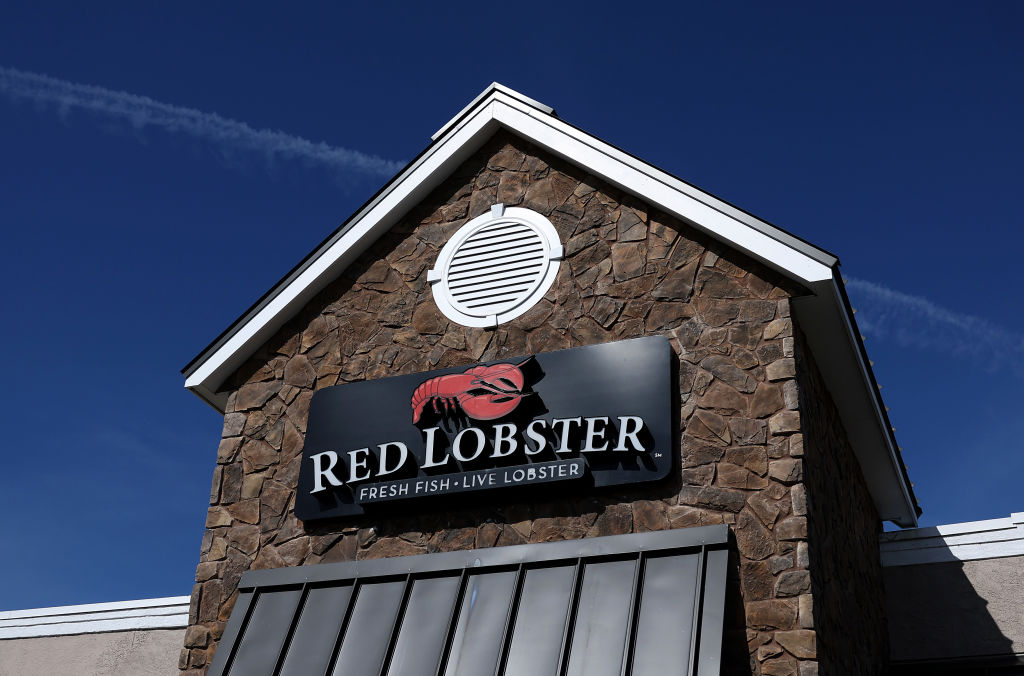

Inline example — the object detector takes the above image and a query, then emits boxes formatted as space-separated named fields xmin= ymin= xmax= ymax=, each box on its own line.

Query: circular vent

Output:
xmin=428 ymin=204 xmax=563 ymax=328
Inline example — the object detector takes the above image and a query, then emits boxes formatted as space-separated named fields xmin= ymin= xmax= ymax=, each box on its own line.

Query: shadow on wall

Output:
xmin=882 ymin=543 xmax=1022 ymax=674
xmin=793 ymin=333 xmax=1022 ymax=675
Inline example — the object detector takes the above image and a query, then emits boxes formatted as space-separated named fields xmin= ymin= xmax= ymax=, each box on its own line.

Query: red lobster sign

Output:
xmin=410 ymin=359 xmax=529 ymax=423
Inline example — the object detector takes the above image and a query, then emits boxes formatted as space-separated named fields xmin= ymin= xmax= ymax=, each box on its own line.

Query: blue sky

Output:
xmin=1 ymin=2 xmax=1021 ymax=610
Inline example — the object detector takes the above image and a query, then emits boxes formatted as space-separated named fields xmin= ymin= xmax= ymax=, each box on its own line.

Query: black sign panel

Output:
xmin=295 ymin=336 xmax=672 ymax=521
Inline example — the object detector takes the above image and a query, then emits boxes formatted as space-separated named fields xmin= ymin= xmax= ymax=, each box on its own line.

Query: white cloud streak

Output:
xmin=0 ymin=66 xmax=403 ymax=178
xmin=846 ymin=277 xmax=1024 ymax=377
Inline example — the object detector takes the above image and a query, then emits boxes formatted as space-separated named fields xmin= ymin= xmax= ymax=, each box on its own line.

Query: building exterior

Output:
xmin=3 ymin=85 xmax=1020 ymax=675
xmin=177 ymin=83 xmax=915 ymax=675
xmin=882 ymin=513 xmax=1024 ymax=672
xmin=0 ymin=597 xmax=189 ymax=675
xmin=3 ymin=517 xmax=1020 ymax=675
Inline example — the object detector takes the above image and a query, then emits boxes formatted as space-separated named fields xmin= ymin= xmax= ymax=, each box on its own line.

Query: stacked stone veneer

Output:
xmin=181 ymin=131 xmax=885 ymax=675
xmin=797 ymin=332 xmax=889 ymax=673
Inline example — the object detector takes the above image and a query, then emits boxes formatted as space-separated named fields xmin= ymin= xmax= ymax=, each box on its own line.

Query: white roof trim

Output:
xmin=432 ymin=83 xmax=554 ymax=141
xmin=185 ymin=85 xmax=833 ymax=404
xmin=185 ymin=99 xmax=504 ymax=406
xmin=488 ymin=99 xmax=836 ymax=282
xmin=182 ymin=83 xmax=917 ymax=527
xmin=791 ymin=279 xmax=918 ymax=527
xmin=0 ymin=596 xmax=190 ymax=639
xmin=880 ymin=513 xmax=1024 ymax=566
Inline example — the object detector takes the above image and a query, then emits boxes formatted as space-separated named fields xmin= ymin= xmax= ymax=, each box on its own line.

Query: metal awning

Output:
xmin=208 ymin=525 xmax=729 ymax=676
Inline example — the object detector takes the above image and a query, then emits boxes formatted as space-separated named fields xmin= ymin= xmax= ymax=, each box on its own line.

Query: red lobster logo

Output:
xmin=411 ymin=359 xmax=530 ymax=424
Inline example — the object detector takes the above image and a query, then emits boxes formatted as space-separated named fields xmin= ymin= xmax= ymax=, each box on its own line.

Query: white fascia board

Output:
xmin=0 ymin=616 xmax=187 ymax=639
xmin=185 ymin=105 xmax=504 ymax=402
xmin=186 ymin=88 xmax=836 ymax=406
xmin=791 ymin=278 xmax=918 ymax=528
xmin=0 ymin=596 xmax=190 ymax=639
xmin=0 ymin=596 xmax=190 ymax=621
xmin=488 ymin=98 xmax=835 ymax=286
xmin=880 ymin=513 xmax=1024 ymax=565
xmin=432 ymin=83 xmax=554 ymax=141
xmin=490 ymin=92 xmax=916 ymax=525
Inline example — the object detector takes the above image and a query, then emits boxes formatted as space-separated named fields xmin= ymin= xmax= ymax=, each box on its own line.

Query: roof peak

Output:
xmin=431 ymin=82 xmax=555 ymax=141
xmin=181 ymin=83 xmax=918 ymax=527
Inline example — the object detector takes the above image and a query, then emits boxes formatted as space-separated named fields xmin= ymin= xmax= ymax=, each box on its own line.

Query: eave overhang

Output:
xmin=182 ymin=83 xmax=919 ymax=527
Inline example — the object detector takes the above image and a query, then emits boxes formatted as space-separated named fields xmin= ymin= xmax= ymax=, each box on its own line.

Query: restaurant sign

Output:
xmin=295 ymin=336 xmax=673 ymax=521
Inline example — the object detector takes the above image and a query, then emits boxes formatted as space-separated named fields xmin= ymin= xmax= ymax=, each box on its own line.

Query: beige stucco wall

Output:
xmin=0 ymin=628 xmax=183 ymax=676
xmin=885 ymin=555 xmax=1024 ymax=662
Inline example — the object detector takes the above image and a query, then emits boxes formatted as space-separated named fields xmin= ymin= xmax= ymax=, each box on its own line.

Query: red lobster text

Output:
xmin=411 ymin=359 xmax=529 ymax=423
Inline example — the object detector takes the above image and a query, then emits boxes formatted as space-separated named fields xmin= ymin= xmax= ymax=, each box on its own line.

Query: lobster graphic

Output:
xmin=411 ymin=359 xmax=531 ymax=424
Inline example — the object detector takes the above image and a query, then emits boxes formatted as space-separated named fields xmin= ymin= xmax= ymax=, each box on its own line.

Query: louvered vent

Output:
xmin=429 ymin=204 xmax=563 ymax=327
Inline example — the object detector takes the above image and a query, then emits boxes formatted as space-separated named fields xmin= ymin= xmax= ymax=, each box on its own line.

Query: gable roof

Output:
xmin=182 ymin=83 xmax=919 ymax=527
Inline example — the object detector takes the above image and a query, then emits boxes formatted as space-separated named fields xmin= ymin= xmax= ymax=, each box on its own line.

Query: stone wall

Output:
xmin=181 ymin=131 xmax=871 ymax=674
xmin=795 ymin=331 xmax=889 ymax=674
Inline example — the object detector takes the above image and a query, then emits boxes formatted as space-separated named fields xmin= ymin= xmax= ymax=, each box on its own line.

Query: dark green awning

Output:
xmin=208 ymin=525 xmax=729 ymax=676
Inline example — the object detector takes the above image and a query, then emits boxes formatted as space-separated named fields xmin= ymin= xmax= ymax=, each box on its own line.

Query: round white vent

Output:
xmin=428 ymin=204 xmax=563 ymax=328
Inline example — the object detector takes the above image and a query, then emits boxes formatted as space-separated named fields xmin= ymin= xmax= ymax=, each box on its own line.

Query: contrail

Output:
xmin=846 ymin=277 xmax=1024 ymax=377
xmin=0 ymin=66 xmax=403 ymax=178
